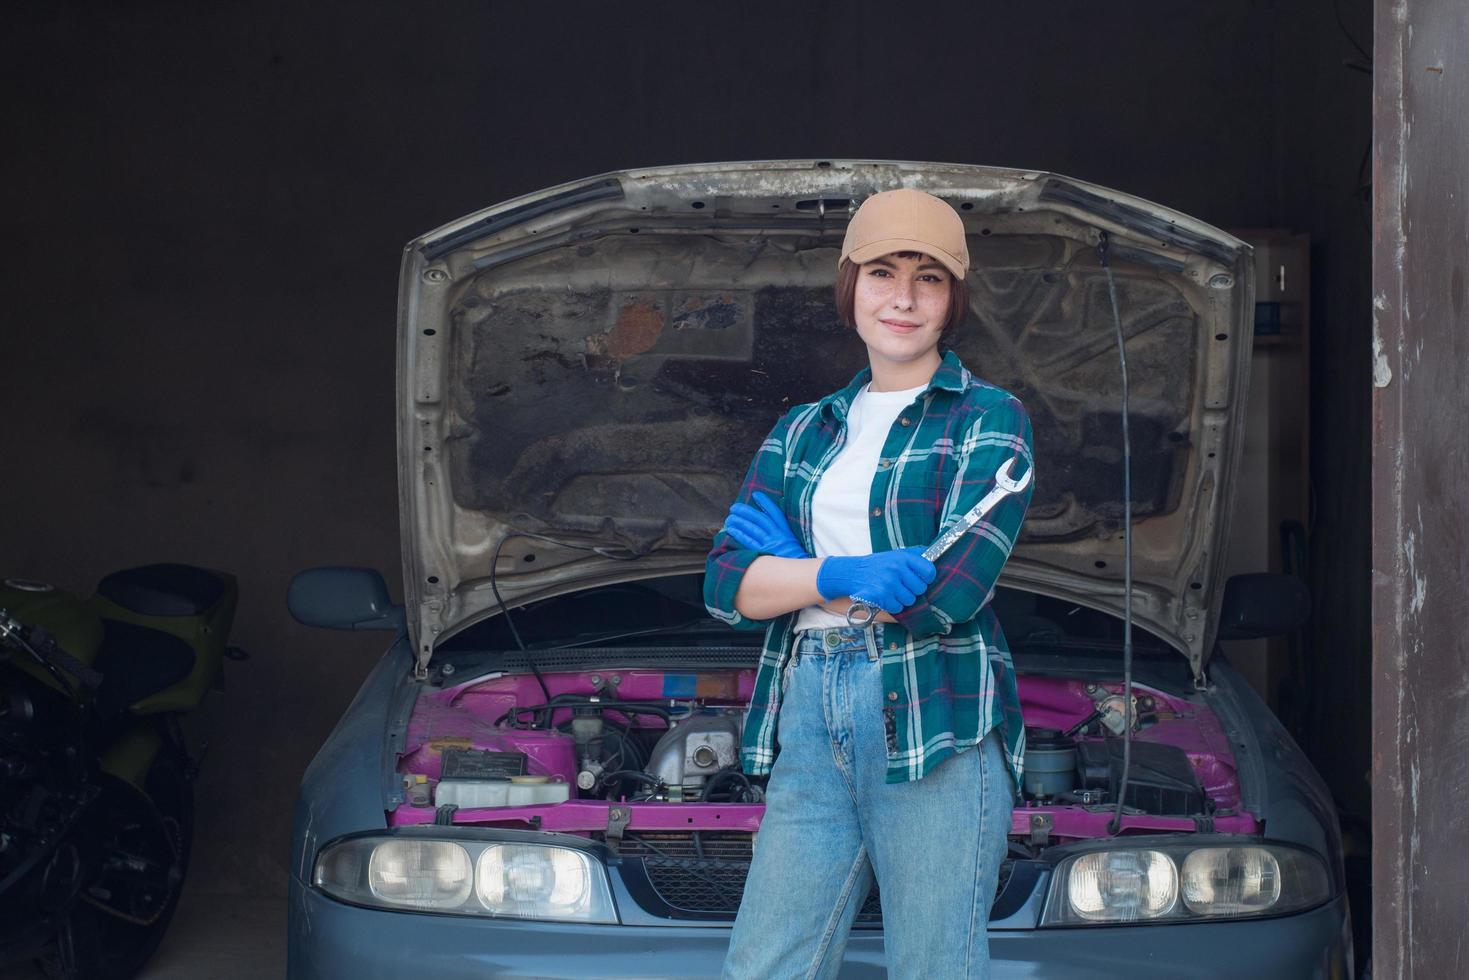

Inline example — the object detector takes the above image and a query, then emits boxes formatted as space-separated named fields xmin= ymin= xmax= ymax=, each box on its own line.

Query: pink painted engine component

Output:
xmin=398 ymin=695 xmax=578 ymax=783
xmin=390 ymin=667 xmax=1259 ymax=842
xmin=396 ymin=668 xmax=755 ymax=787
xmin=1016 ymin=674 xmax=1247 ymax=811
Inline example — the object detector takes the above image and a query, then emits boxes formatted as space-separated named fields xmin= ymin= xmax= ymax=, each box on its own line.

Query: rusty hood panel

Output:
xmin=398 ymin=161 xmax=1253 ymax=678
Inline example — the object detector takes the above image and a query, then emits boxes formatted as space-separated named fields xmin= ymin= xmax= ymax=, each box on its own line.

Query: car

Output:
xmin=286 ymin=160 xmax=1351 ymax=978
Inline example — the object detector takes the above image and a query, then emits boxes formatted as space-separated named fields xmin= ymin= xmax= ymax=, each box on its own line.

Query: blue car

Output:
xmin=287 ymin=161 xmax=1351 ymax=978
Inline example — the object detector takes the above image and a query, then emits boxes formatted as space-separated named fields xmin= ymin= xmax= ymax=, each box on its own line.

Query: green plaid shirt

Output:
xmin=704 ymin=350 xmax=1034 ymax=789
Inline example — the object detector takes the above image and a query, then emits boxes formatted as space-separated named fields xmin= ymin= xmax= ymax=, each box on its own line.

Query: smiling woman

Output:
xmin=834 ymin=248 xmax=970 ymax=347
xmin=705 ymin=188 xmax=1036 ymax=980
xmin=841 ymin=250 xmax=970 ymax=387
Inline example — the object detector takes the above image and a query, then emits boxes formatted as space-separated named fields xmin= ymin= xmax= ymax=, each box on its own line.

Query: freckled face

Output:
xmin=852 ymin=251 xmax=952 ymax=373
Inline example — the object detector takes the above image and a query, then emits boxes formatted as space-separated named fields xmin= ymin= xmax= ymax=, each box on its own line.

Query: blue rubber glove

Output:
xmin=816 ymin=548 xmax=937 ymax=614
xmin=722 ymin=491 xmax=809 ymax=559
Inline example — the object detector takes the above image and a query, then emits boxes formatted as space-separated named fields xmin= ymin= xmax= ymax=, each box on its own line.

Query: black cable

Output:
xmin=488 ymin=530 xmax=643 ymax=700
xmin=601 ymin=731 xmax=628 ymax=774
xmin=1097 ymin=232 xmax=1136 ymax=836
xmin=555 ymin=717 xmax=639 ymax=772
xmin=601 ymin=725 xmax=646 ymax=773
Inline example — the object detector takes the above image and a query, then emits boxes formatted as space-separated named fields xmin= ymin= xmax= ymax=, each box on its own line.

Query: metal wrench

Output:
xmin=845 ymin=456 xmax=1033 ymax=628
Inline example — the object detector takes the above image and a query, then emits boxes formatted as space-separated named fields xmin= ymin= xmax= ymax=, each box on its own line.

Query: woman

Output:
xmin=703 ymin=187 xmax=1035 ymax=980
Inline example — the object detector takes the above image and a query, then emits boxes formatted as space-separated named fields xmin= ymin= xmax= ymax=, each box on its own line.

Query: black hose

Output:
xmin=486 ymin=531 xmax=643 ymax=701
xmin=598 ymin=769 xmax=660 ymax=783
xmin=595 ymin=770 xmax=663 ymax=800
xmin=605 ymin=728 xmax=645 ymax=773
xmin=538 ymin=693 xmax=677 ymax=721
xmin=701 ymin=768 xmax=756 ymax=803
xmin=494 ymin=699 xmax=675 ymax=729
xmin=1063 ymin=707 xmax=1105 ymax=740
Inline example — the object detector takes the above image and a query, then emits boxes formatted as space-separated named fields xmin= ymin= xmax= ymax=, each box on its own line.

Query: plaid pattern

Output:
xmin=704 ymin=350 xmax=1035 ymax=789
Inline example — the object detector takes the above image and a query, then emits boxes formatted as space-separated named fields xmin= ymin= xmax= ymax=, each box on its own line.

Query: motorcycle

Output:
xmin=0 ymin=563 xmax=245 ymax=979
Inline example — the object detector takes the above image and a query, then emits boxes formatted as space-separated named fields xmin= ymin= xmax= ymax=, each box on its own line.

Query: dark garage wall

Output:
xmin=1271 ymin=1 xmax=1377 ymax=826
xmin=0 ymin=0 xmax=1371 ymax=897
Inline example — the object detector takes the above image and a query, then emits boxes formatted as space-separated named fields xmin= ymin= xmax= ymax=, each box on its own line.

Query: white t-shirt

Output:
xmin=794 ymin=381 xmax=928 ymax=631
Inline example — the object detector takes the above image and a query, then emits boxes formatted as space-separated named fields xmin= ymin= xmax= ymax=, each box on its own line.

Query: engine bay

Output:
xmin=390 ymin=663 xmax=1260 ymax=847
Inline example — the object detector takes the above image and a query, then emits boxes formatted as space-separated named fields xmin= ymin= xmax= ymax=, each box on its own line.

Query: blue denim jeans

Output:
xmin=723 ymin=627 xmax=1014 ymax=980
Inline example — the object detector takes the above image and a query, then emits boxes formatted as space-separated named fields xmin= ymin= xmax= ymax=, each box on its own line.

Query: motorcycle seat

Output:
xmin=96 ymin=563 xmax=227 ymax=617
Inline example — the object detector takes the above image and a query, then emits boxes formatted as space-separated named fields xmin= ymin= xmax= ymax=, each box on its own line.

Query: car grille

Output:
xmin=613 ymin=832 xmax=1010 ymax=924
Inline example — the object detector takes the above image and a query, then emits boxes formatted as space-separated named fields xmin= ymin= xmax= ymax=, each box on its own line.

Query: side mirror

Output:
xmin=288 ymin=567 xmax=405 ymax=631
xmin=1217 ymin=573 xmax=1310 ymax=641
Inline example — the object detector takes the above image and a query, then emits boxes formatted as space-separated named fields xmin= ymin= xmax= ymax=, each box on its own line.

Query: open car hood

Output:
xmin=398 ymin=160 xmax=1253 ymax=681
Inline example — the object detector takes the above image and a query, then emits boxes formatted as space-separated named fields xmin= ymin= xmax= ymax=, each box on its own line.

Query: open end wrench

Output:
xmin=845 ymin=456 xmax=1034 ymax=629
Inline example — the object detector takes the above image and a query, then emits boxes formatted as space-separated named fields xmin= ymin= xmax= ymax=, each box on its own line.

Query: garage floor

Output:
xmin=0 ymin=887 xmax=285 ymax=980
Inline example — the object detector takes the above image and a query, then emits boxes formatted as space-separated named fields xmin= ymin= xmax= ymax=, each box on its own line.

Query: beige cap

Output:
xmin=839 ymin=188 xmax=969 ymax=280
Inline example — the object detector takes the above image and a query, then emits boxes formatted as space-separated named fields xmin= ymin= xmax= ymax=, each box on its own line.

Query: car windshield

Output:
xmin=436 ymin=573 xmax=1182 ymax=663
xmin=435 ymin=574 xmax=747 ymax=651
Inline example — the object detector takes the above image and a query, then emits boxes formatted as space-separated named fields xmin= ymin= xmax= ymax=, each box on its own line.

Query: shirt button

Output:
xmin=871 ymin=507 xmax=882 ymax=517
xmin=899 ymin=417 xmax=911 ymax=427
xmin=887 ymin=691 xmax=899 ymax=701
xmin=888 ymin=642 xmax=898 ymax=651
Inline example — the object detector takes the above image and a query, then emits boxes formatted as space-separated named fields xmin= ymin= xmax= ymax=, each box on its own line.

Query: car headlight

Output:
xmin=314 ymin=834 xmax=617 ymax=923
xmin=1064 ymin=849 xmax=1178 ymax=922
xmin=1042 ymin=842 xmax=1330 ymax=925
xmin=367 ymin=839 xmax=473 ymax=909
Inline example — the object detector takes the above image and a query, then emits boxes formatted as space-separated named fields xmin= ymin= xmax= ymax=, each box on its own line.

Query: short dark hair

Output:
xmin=833 ymin=252 xmax=969 ymax=337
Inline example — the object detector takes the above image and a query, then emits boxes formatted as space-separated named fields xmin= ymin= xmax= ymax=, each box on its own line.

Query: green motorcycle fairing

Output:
xmin=1 ymin=571 xmax=238 ymax=788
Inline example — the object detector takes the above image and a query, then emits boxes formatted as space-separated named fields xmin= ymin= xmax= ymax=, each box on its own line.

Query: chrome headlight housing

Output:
xmin=314 ymin=832 xmax=617 ymax=923
xmin=1042 ymin=840 xmax=1331 ymax=925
